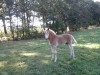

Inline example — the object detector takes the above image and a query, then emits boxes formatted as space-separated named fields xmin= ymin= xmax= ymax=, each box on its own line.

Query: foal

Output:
xmin=44 ymin=28 xmax=77 ymax=62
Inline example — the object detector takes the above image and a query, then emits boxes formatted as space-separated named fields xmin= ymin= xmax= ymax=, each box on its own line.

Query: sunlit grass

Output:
xmin=20 ymin=52 xmax=41 ymax=57
xmin=0 ymin=27 xmax=100 ymax=75
xmin=0 ymin=61 xmax=7 ymax=68
xmin=41 ymin=60 xmax=49 ymax=64
xmin=12 ymin=62 xmax=28 ymax=69
xmin=75 ymin=43 xmax=100 ymax=49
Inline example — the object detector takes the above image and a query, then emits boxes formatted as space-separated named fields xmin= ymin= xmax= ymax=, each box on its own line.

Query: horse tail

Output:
xmin=71 ymin=35 xmax=77 ymax=44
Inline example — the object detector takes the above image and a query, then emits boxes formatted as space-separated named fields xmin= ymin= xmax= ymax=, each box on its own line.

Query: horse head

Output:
xmin=43 ymin=28 xmax=50 ymax=39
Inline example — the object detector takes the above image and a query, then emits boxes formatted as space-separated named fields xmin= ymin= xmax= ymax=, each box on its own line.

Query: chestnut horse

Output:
xmin=44 ymin=28 xmax=77 ymax=62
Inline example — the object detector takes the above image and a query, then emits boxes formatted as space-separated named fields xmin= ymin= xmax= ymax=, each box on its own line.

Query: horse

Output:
xmin=43 ymin=28 xmax=77 ymax=62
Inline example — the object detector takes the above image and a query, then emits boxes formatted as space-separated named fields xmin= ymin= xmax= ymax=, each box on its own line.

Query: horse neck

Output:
xmin=48 ymin=31 xmax=57 ymax=43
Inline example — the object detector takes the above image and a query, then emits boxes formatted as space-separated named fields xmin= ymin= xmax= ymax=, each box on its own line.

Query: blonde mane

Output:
xmin=49 ymin=29 xmax=56 ymax=35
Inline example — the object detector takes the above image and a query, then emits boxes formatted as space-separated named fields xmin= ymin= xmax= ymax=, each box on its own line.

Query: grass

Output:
xmin=0 ymin=28 xmax=100 ymax=75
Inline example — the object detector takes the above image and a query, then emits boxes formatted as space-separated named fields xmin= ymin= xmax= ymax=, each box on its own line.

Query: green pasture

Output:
xmin=0 ymin=28 xmax=100 ymax=75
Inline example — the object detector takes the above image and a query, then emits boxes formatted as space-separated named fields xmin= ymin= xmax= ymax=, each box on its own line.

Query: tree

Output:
xmin=5 ymin=0 xmax=15 ymax=39
xmin=0 ymin=1 xmax=8 ymax=36
xmin=91 ymin=2 xmax=100 ymax=25
xmin=34 ymin=0 xmax=98 ymax=32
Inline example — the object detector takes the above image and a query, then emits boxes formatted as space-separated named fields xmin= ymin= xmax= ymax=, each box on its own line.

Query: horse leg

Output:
xmin=53 ymin=46 xmax=57 ymax=62
xmin=68 ymin=44 xmax=75 ymax=59
xmin=51 ymin=46 xmax=55 ymax=61
xmin=51 ymin=45 xmax=57 ymax=62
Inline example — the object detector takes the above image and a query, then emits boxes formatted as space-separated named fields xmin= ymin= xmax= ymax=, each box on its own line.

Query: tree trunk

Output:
xmin=16 ymin=16 xmax=19 ymax=39
xmin=26 ymin=12 xmax=30 ymax=37
xmin=9 ymin=16 xmax=14 ymax=40
xmin=21 ymin=13 xmax=25 ymax=39
xmin=2 ymin=16 xmax=7 ymax=36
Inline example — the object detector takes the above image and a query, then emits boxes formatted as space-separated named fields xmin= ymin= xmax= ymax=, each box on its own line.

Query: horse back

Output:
xmin=57 ymin=34 xmax=72 ymax=44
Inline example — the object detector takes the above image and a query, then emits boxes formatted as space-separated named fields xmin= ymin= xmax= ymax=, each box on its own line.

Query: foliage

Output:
xmin=0 ymin=0 xmax=100 ymax=39
xmin=0 ymin=31 xmax=3 ymax=38
xmin=34 ymin=0 xmax=100 ymax=32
